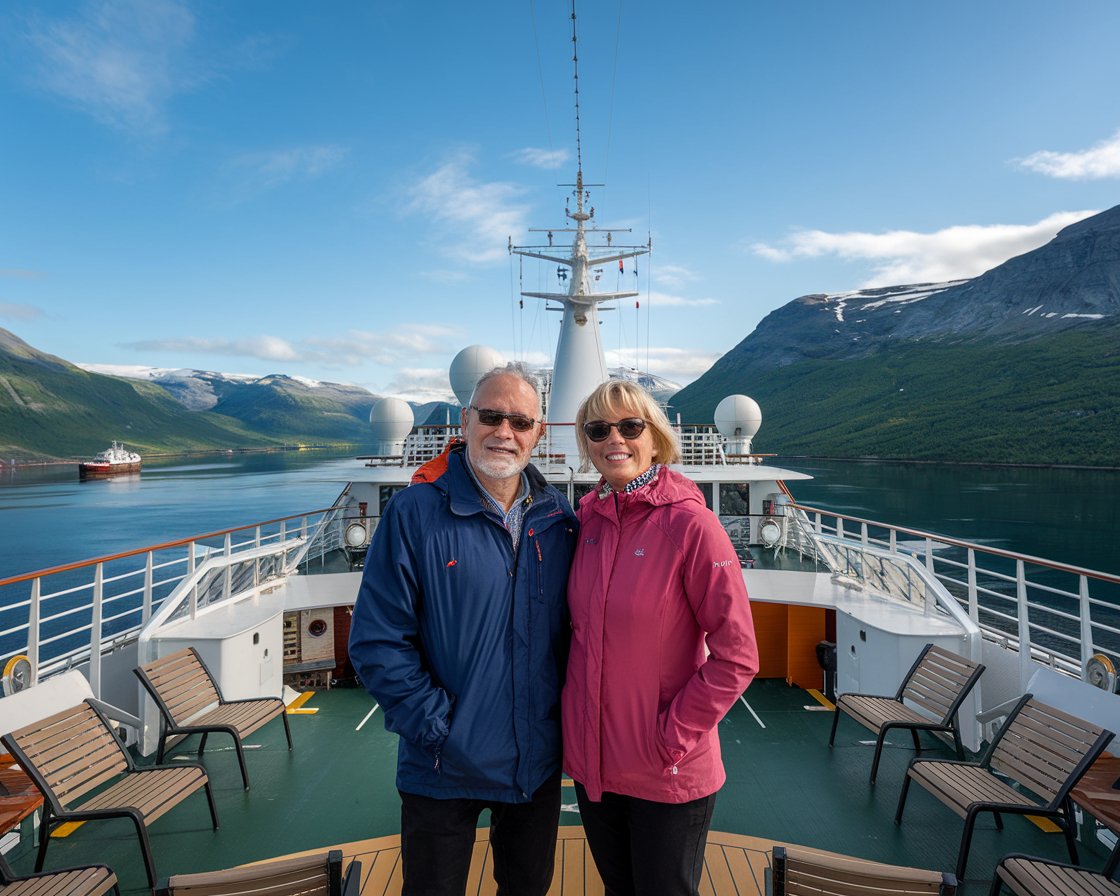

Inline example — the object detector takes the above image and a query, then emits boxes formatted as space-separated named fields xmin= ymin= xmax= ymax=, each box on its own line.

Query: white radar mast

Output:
xmin=509 ymin=5 xmax=650 ymax=460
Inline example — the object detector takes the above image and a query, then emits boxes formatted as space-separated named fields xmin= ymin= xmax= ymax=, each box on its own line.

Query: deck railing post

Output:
xmin=90 ymin=563 xmax=104 ymax=698
xmin=925 ymin=539 xmax=935 ymax=574
xmin=142 ymin=551 xmax=154 ymax=624
xmin=889 ymin=528 xmax=897 ymax=555
xmin=837 ymin=518 xmax=845 ymax=541
xmin=1080 ymin=575 xmax=1093 ymax=668
xmin=1016 ymin=559 xmax=1032 ymax=685
xmin=28 ymin=577 xmax=41 ymax=685
xmin=860 ymin=522 xmax=869 ymax=547
xmin=966 ymin=549 xmax=979 ymax=624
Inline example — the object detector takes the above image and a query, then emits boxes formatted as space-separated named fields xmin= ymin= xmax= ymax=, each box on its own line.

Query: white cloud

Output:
xmin=606 ymin=346 xmax=721 ymax=386
xmin=1016 ymin=129 xmax=1120 ymax=179
xmin=643 ymin=290 xmax=718 ymax=308
xmin=227 ymin=145 xmax=348 ymax=196
xmin=405 ymin=151 xmax=530 ymax=265
xmin=304 ymin=324 xmax=463 ymax=367
xmin=653 ymin=264 xmax=695 ymax=290
xmin=22 ymin=0 xmax=202 ymax=137
xmin=751 ymin=210 xmax=1099 ymax=287
xmin=0 ymin=302 xmax=45 ymax=322
xmin=123 ymin=334 xmax=299 ymax=361
xmin=508 ymin=147 xmax=570 ymax=170
xmin=380 ymin=368 xmax=457 ymax=404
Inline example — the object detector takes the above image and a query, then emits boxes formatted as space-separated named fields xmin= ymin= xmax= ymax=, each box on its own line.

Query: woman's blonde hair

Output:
xmin=574 ymin=379 xmax=681 ymax=468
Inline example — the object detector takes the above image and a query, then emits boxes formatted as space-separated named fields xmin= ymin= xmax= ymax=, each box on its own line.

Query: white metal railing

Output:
xmin=358 ymin=423 xmax=769 ymax=469
xmin=791 ymin=502 xmax=1120 ymax=679
xmin=0 ymin=509 xmax=337 ymax=695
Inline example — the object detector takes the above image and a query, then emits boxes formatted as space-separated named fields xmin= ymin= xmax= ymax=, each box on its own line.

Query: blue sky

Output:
xmin=2 ymin=1 xmax=1118 ymax=403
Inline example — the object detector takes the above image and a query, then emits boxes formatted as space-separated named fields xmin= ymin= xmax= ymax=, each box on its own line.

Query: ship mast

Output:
xmin=510 ymin=4 xmax=650 ymax=459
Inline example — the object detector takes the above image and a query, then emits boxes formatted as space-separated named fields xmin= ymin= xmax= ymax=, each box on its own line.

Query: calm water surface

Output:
xmin=0 ymin=450 xmax=359 ymax=579
xmin=1 ymin=452 xmax=1117 ymax=580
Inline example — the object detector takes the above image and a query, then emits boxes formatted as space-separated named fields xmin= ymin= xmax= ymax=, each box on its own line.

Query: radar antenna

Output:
xmin=509 ymin=2 xmax=651 ymax=455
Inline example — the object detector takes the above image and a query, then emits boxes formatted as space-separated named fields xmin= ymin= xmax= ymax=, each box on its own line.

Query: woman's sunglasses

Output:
xmin=470 ymin=405 xmax=538 ymax=432
xmin=583 ymin=418 xmax=647 ymax=442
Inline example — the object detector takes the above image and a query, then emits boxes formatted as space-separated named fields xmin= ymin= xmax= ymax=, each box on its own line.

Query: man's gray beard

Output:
xmin=472 ymin=453 xmax=525 ymax=482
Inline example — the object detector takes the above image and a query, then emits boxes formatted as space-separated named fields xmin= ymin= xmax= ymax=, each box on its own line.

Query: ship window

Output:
xmin=379 ymin=485 xmax=406 ymax=514
xmin=718 ymin=483 xmax=752 ymax=564
xmin=572 ymin=482 xmax=597 ymax=505
xmin=694 ymin=482 xmax=714 ymax=511
xmin=719 ymin=483 xmax=750 ymax=516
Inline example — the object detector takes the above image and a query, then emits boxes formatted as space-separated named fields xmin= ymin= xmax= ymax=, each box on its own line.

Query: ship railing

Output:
xmin=357 ymin=423 xmax=773 ymax=469
xmin=792 ymin=502 xmax=1120 ymax=686
xmin=0 ymin=509 xmax=335 ymax=698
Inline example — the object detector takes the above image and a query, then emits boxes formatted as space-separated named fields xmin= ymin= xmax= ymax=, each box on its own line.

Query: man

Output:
xmin=349 ymin=364 xmax=577 ymax=896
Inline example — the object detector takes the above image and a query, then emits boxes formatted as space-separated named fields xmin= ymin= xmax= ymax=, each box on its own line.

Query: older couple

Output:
xmin=349 ymin=366 xmax=758 ymax=896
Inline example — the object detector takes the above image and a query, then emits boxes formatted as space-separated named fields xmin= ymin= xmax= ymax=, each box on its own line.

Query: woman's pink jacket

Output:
xmin=562 ymin=467 xmax=759 ymax=803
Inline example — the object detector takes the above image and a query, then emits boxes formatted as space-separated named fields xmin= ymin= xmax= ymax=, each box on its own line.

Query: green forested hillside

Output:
xmin=669 ymin=324 xmax=1120 ymax=466
xmin=0 ymin=327 xmax=387 ymax=459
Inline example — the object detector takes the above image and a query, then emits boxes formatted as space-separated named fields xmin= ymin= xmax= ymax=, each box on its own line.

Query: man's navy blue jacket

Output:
xmin=349 ymin=447 xmax=578 ymax=801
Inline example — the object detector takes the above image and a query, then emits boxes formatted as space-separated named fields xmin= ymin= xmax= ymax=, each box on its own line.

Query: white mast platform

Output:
xmin=511 ymin=169 xmax=649 ymax=460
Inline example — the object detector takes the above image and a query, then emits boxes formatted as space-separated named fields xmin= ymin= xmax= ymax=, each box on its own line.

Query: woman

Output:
xmin=562 ymin=380 xmax=759 ymax=896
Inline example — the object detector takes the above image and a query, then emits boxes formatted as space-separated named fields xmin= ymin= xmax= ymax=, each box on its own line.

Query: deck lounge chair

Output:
xmin=768 ymin=845 xmax=957 ymax=895
xmin=135 ymin=646 xmax=292 ymax=790
xmin=829 ymin=643 xmax=985 ymax=783
xmin=1 ymin=700 xmax=218 ymax=889
xmin=0 ymin=854 xmax=119 ymax=896
xmin=155 ymin=849 xmax=361 ymax=896
xmin=989 ymin=852 xmax=1120 ymax=895
xmin=895 ymin=695 xmax=1114 ymax=880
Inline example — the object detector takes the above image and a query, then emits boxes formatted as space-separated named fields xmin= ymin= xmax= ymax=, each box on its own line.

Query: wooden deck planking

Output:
xmin=315 ymin=827 xmax=773 ymax=896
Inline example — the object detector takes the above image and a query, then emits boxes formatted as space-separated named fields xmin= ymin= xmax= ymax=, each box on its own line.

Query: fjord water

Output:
xmin=0 ymin=453 xmax=1117 ymax=581
xmin=0 ymin=450 xmax=361 ymax=580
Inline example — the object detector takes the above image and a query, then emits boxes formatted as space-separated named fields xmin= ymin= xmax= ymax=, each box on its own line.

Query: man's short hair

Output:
xmin=469 ymin=363 xmax=543 ymax=417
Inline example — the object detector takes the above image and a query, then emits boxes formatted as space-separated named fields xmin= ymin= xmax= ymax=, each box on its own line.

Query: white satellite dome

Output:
xmin=449 ymin=345 xmax=505 ymax=407
xmin=714 ymin=394 xmax=762 ymax=455
xmin=369 ymin=397 xmax=414 ymax=454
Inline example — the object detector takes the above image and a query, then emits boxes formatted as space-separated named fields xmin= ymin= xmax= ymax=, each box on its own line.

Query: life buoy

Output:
xmin=759 ymin=518 xmax=783 ymax=547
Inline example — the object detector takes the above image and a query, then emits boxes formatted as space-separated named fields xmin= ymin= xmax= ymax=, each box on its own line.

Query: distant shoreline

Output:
xmin=3 ymin=446 xmax=1118 ymax=473
xmin=0 ymin=444 xmax=362 ymax=469
xmin=777 ymin=454 xmax=1120 ymax=472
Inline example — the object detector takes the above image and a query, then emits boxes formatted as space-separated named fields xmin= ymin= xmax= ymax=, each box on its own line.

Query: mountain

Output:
xmin=670 ymin=205 xmax=1120 ymax=466
xmin=0 ymin=333 xmax=417 ymax=460
xmin=0 ymin=330 xmax=275 ymax=460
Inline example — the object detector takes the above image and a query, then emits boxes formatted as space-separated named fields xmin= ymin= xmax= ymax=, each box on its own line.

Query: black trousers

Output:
xmin=574 ymin=782 xmax=717 ymax=896
xmin=398 ymin=773 xmax=562 ymax=896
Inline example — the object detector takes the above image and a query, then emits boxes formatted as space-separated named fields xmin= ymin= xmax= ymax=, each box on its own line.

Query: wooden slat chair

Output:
xmin=829 ymin=643 xmax=985 ymax=783
xmin=767 ymin=845 xmax=957 ymax=895
xmin=155 ymin=849 xmax=361 ymax=896
xmin=989 ymin=852 xmax=1120 ymax=896
xmin=0 ymin=854 xmax=119 ymax=896
xmin=990 ymin=855 xmax=1120 ymax=896
xmin=895 ymin=695 xmax=1115 ymax=881
xmin=0 ymin=700 xmax=219 ymax=889
xmin=136 ymin=647 xmax=292 ymax=790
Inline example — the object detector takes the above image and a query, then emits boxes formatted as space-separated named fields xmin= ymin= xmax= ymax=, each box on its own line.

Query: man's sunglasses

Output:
xmin=470 ymin=405 xmax=539 ymax=432
xmin=583 ymin=418 xmax=647 ymax=442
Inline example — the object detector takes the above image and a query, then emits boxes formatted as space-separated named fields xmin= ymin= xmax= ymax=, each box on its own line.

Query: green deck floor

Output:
xmin=3 ymin=680 xmax=1111 ymax=894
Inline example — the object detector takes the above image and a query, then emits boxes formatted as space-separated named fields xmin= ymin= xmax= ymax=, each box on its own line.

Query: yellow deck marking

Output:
xmin=1025 ymin=815 xmax=1062 ymax=832
xmin=805 ymin=688 xmax=834 ymax=709
xmin=286 ymin=691 xmax=319 ymax=714
xmin=51 ymin=821 xmax=83 ymax=837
